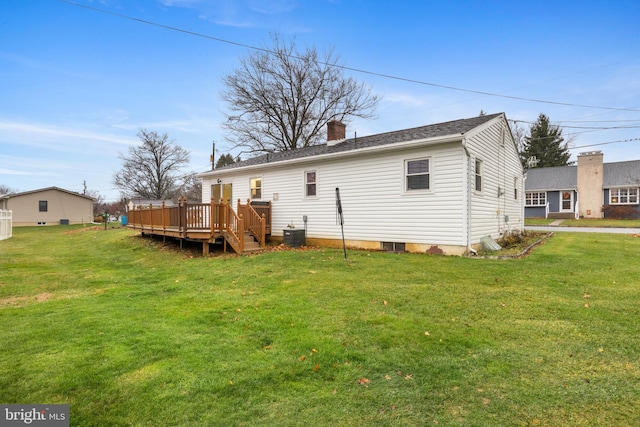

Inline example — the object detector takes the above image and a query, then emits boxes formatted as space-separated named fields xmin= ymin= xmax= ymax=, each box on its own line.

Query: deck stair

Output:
xmin=242 ymin=231 xmax=262 ymax=253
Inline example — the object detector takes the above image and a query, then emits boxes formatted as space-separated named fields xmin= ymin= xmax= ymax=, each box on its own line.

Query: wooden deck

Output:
xmin=127 ymin=198 xmax=271 ymax=255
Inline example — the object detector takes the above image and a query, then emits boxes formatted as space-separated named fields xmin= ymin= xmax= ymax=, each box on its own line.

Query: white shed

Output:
xmin=199 ymin=113 xmax=524 ymax=255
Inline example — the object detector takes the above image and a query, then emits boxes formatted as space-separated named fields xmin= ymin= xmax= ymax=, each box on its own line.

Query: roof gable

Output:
xmin=210 ymin=113 xmax=503 ymax=173
xmin=2 ymin=186 xmax=95 ymax=201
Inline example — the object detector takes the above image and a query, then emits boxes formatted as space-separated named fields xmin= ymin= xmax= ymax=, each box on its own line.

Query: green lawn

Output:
xmin=1 ymin=225 xmax=639 ymax=426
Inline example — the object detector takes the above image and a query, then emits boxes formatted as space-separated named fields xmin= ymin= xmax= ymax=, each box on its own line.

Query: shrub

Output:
xmin=601 ymin=205 xmax=640 ymax=219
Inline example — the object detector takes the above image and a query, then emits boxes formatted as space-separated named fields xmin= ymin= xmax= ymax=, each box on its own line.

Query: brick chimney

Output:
xmin=577 ymin=151 xmax=604 ymax=219
xmin=327 ymin=120 xmax=346 ymax=145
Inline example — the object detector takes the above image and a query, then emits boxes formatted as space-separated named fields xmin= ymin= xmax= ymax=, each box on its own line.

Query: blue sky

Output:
xmin=1 ymin=0 xmax=639 ymax=202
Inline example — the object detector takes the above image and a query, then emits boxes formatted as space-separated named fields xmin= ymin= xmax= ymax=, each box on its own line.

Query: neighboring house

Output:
xmin=198 ymin=113 xmax=524 ymax=255
xmin=525 ymin=151 xmax=640 ymax=219
xmin=0 ymin=187 xmax=94 ymax=226
xmin=126 ymin=199 xmax=176 ymax=212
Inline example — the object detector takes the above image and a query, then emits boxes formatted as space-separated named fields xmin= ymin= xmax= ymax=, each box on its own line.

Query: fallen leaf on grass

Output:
xmin=299 ymin=355 xmax=306 ymax=362
xmin=404 ymin=374 xmax=413 ymax=380
xmin=357 ymin=378 xmax=370 ymax=385
xmin=384 ymin=374 xmax=391 ymax=380
xmin=424 ymin=331 xmax=430 ymax=336
xmin=383 ymin=300 xmax=388 ymax=306
xmin=313 ymin=363 xmax=320 ymax=372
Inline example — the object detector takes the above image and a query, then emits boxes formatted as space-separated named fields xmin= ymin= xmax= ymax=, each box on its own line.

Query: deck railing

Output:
xmin=127 ymin=198 xmax=270 ymax=253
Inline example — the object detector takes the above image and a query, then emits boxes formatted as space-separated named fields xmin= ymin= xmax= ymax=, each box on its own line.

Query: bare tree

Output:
xmin=0 ymin=184 xmax=19 ymax=195
xmin=113 ymin=129 xmax=190 ymax=199
xmin=221 ymin=34 xmax=379 ymax=155
xmin=180 ymin=173 xmax=202 ymax=202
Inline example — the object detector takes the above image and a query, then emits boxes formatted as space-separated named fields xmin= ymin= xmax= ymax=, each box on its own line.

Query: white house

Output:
xmin=199 ymin=113 xmax=524 ymax=255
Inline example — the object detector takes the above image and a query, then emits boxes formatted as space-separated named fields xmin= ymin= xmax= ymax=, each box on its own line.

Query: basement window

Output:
xmin=382 ymin=242 xmax=406 ymax=252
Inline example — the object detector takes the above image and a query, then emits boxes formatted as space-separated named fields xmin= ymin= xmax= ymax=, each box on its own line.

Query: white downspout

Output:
xmin=462 ymin=139 xmax=477 ymax=256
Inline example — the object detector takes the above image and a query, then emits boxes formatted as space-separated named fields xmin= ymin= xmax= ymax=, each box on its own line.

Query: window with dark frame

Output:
xmin=305 ymin=171 xmax=317 ymax=197
xmin=406 ymin=158 xmax=430 ymax=191
xmin=39 ymin=200 xmax=48 ymax=212
xmin=475 ymin=159 xmax=483 ymax=192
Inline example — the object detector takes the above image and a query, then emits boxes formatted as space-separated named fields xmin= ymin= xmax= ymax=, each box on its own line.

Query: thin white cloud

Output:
xmin=0 ymin=120 xmax=136 ymax=148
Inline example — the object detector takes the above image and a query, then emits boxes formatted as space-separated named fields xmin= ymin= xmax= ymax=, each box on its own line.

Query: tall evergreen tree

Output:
xmin=520 ymin=113 xmax=571 ymax=168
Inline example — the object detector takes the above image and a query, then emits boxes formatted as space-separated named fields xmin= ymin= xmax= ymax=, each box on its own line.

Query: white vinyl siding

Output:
xmin=203 ymin=143 xmax=466 ymax=246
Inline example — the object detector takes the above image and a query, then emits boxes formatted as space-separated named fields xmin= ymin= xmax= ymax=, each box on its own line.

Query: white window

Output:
xmin=305 ymin=171 xmax=317 ymax=197
xmin=475 ymin=159 xmax=483 ymax=192
xmin=526 ymin=192 xmax=546 ymax=206
xmin=406 ymin=158 xmax=430 ymax=191
xmin=250 ymin=177 xmax=262 ymax=199
xmin=610 ymin=188 xmax=639 ymax=205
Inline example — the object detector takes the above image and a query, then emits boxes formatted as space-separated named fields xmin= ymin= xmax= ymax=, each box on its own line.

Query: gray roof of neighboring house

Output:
xmin=603 ymin=160 xmax=640 ymax=187
xmin=525 ymin=165 xmax=577 ymax=191
xmin=525 ymin=160 xmax=640 ymax=191
xmin=212 ymin=113 xmax=503 ymax=172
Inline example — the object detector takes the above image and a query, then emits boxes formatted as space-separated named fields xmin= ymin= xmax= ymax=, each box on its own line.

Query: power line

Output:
xmin=570 ymin=138 xmax=640 ymax=150
xmin=57 ymin=0 xmax=640 ymax=113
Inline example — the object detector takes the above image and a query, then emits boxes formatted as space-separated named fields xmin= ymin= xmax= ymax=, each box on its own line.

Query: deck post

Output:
xmin=161 ymin=201 xmax=166 ymax=231
xmin=261 ymin=213 xmax=266 ymax=248
xmin=202 ymin=241 xmax=209 ymax=256
xmin=149 ymin=203 xmax=154 ymax=232
xmin=210 ymin=197 xmax=216 ymax=234
xmin=238 ymin=215 xmax=244 ymax=253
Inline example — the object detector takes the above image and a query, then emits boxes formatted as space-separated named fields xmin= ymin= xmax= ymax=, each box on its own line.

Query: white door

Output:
xmin=560 ymin=191 xmax=573 ymax=212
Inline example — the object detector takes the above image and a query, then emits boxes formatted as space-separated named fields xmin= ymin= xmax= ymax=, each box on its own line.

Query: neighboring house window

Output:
xmin=475 ymin=159 xmax=483 ymax=192
xmin=39 ymin=200 xmax=48 ymax=212
xmin=406 ymin=158 xmax=430 ymax=191
xmin=305 ymin=171 xmax=317 ymax=197
xmin=525 ymin=192 xmax=546 ymax=206
xmin=610 ymin=188 xmax=639 ymax=205
xmin=250 ymin=178 xmax=262 ymax=199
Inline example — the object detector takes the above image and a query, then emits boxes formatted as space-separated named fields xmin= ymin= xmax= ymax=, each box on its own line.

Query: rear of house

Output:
xmin=2 ymin=187 xmax=94 ymax=226
xmin=200 ymin=113 xmax=524 ymax=255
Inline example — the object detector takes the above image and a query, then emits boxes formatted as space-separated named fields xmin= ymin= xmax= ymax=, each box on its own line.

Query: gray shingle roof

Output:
xmin=603 ymin=160 xmax=640 ymax=187
xmin=214 ymin=113 xmax=503 ymax=171
xmin=526 ymin=166 xmax=577 ymax=190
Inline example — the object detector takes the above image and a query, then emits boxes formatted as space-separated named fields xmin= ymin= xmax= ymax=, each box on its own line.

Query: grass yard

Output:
xmin=1 ymin=226 xmax=639 ymax=426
